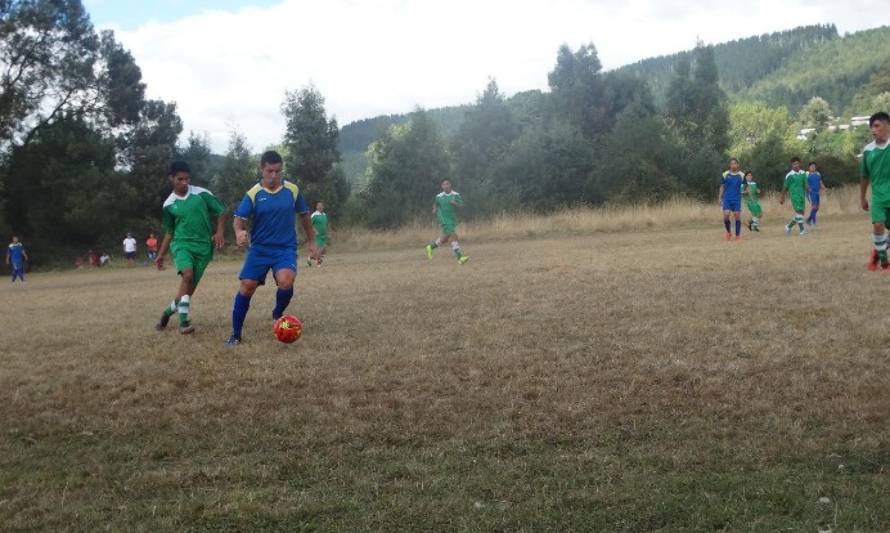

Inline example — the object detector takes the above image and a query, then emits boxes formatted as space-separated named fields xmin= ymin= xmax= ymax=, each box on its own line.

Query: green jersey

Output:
xmin=861 ymin=139 xmax=890 ymax=207
xmin=162 ymin=186 xmax=225 ymax=249
xmin=311 ymin=211 xmax=328 ymax=236
xmin=784 ymin=170 xmax=808 ymax=209
xmin=744 ymin=181 xmax=760 ymax=207
xmin=435 ymin=191 xmax=463 ymax=229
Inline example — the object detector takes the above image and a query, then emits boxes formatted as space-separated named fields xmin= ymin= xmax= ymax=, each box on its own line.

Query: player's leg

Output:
xmin=427 ymin=231 xmax=449 ymax=259
xmin=227 ymin=249 xmax=272 ymax=345
xmin=448 ymin=231 xmax=469 ymax=263
xmin=795 ymin=208 xmax=806 ymax=235
xmin=732 ymin=209 xmax=742 ymax=239
xmin=752 ymin=206 xmax=762 ymax=232
xmin=271 ymin=249 xmax=298 ymax=319
xmin=722 ymin=208 xmax=732 ymax=239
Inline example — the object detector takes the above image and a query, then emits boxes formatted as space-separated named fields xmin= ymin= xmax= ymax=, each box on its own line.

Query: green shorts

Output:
xmin=171 ymin=242 xmax=213 ymax=285
xmin=791 ymin=198 xmax=805 ymax=213
xmin=314 ymin=234 xmax=328 ymax=248
xmin=746 ymin=203 xmax=762 ymax=217
xmin=871 ymin=203 xmax=890 ymax=225
xmin=439 ymin=222 xmax=457 ymax=236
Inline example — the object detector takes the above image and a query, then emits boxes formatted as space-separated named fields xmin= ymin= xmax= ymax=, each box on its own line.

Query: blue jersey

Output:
xmin=234 ymin=180 xmax=309 ymax=251
xmin=807 ymin=172 xmax=822 ymax=191
xmin=721 ymin=171 xmax=744 ymax=202
xmin=8 ymin=243 xmax=24 ymax=265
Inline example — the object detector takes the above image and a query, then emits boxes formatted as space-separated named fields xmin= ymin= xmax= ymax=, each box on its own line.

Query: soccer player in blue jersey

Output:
xmin=226 ymin=151 xmax=318 ymax=346
xmin=806 ymin=162 xmax=824 ymax=225
xmin=718 ymin=158 xmax=744 ymax=241
xmin=6 ymin=236 xmax=28 ymax=283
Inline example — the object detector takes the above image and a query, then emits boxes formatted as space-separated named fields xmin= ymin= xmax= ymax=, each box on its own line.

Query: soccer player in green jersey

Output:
xmin=425 ymin=179 xmax=469 ymax=264
xmin=154 ymin=162 xmax=226 ymax=334
xmin=780 ymin=157 xmax=810 ymax=236
xmin=860 ymin=112 xmax=890 ymax=271
xmin=309 ymin=201 xmax=329 ymax=267
xmin=743 ymin=171 xmax=762 ymax=232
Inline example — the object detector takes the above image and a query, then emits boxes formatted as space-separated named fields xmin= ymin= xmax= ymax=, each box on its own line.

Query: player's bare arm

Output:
xmin=861 ymin=176 xmax=870 ymax=211
xmin=718 ymin=184 xmax=724 ymax=205
xmin=155 ymin=233 xmax=173 ymax=270
xmin=234 ymin=216 xmax=249 ymax=247
xmin=213 ymin=214 xmax=226 ymax=250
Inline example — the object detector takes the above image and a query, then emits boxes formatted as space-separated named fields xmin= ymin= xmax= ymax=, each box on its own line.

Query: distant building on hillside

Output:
xmin=797 ymin=116 xmax=870 ymax=139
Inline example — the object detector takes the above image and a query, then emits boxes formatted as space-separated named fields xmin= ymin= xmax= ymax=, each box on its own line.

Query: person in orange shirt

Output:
xmin=146 ymin=232 xmax=159 ymax=264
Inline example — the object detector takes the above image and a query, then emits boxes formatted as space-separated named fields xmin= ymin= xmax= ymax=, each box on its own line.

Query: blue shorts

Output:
xmin=722 ymin=198 xmax=741 ymax=212
xmin=239 ymin=246 xmax=297 ymax=285
xmin=809 ymin=192 xmax=821 ymax=205
xmin=12 ymin=263 xmax=23 ymax=272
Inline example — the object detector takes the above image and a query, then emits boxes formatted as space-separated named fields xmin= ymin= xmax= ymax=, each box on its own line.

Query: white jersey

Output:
xmin=123 ymin=237 xmax=137 ymax=253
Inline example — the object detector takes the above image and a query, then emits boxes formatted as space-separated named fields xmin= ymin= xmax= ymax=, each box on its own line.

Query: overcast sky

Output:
xmin=85 ymin=0 xmax=890 ymax=152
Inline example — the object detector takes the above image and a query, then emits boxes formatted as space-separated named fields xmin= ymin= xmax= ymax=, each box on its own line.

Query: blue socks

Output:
xmin=273 ymin=287 xmax=293 ymax=319
xmin=723 ymin=218 xmax=731 ymax=233
xmin=808 ymin=208 xmax=818 ymax=224
xmin=232 ymin=292 xmax=252 ymax=339
xmin=735 ymin=219 xmax=741 ymax=236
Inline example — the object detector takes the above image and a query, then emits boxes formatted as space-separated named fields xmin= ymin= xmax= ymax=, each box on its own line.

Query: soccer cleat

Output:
xmin=458 ymin=255 xmax=470 ymax=265
xmin=784 ymin=225 xmax=792 ymax=236
xmin=425 ymin=244 xmax=433 ymax=259
xmin=273 ymin=310 xmax=282 ymax=321
xmin=735 ymin=235 xmax=742 ymax=242
xmin=882 ymin=262 xmax=890 ymax=273
xmin=224 ymin=335 xmax=242 ymax=347
xmin=746 ymin=221 xmax=752 ymax=231
xmin=307 ymin=258 xmax=313 ymax=267
xmin=179 ymin=321 xmax=195 ymax=335
xmin=724 ymin=232 xmax=732 ymax=241
xmin=868 ymin=250 xmax=880 ymax=272
xmin=753 ymin=225 xmax=761 ymax=232
xmin=155 ymin=312 xmax=171 ymax=331
xmin=799 ymin=229 xmax=808 ymax=236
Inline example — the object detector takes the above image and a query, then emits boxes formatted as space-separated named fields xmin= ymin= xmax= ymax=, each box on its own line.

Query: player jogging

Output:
xmin=226 ymin=150 xmax=317 ymax=346
xmin=718 ymin=158 xmax=744 ymax=241
xmin=780 ymin=157 xmax=810 ymax=236
xmin=6 ymin=236 xmax=28 ymax=283
xmin=743 ymin=171 xmax=762 ymax=232
xmin=309 ymin=201 xmax=329 ymax=267
xmin=425 ymin=179 xmax=470 ymax=263
xmin=806 ymin=162 xmax=824 ymax=225
xmin=154 ymin=161 xmax=226 ymax=334
xmin=861 ymin=112 xmax=890 ymax=272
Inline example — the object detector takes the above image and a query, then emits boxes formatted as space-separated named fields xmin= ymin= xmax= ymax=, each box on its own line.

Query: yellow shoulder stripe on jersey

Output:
xmin=283 ymin=180 xmax=300 ymax=198
xmin=246 ymin=183 xmax=263 ymax=206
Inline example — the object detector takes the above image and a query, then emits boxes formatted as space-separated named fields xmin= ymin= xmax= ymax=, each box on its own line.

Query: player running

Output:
xmin=309 ymin=201 xmax=329 ymax=267
xmin=718 ymin=158 xmax=744 ymax=241
xmin=743 ymin=171 xmax=762 ymax=232
xmin=861 ymin=112 xmax=890 ymax=272
xmin=425 ymin=179 xmax=470 ymax=263
xmin=780 ymin=157 xmax=810 ymax=236
xmin=154 ymin=161 xmax=226 ymax=334
xmin=806 ymin=162 xmax=824 ymax=226
xmin=6 ymin=236 xmax=28 ymax=283
xmin=226 ymin=150 xmax=317 ymax=346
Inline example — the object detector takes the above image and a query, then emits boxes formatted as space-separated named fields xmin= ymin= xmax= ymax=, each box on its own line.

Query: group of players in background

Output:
xmin=717 ymin=111 xmax=890 ymax=273
xmin=718 ymin=157 xmax=825 ymax=241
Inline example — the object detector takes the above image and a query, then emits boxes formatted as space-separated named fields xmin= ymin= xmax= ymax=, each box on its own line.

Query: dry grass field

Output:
xmin=2 ymin=192 xmax=890 ymax=531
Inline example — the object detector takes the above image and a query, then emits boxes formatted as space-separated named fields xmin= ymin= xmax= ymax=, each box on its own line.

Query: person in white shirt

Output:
xmin=123 ymin=233 xmax=137 ymax=267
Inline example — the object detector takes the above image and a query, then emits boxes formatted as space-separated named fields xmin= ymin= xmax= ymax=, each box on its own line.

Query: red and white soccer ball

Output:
xmin=273 ymin=314 xmax=303 ymax=344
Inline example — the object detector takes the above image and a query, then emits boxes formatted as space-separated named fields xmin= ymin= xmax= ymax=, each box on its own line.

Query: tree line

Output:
xmin=0 ymin=0 xmax=348 ymax=264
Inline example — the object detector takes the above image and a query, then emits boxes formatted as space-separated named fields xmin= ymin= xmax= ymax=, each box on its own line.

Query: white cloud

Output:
xmin=110 ymin=0 xmax=890 ymax=152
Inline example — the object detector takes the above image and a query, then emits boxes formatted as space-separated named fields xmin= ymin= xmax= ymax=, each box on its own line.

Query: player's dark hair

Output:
xmin=808 ymin=161 xmax=817 ymax=168
xmin=260 ymin=150 xmax=283 ymax=167
xmin=729 ymin=157 xmax=739 ymax=164
xmin=744 ymin=171 xmax=753 ymax=177
xmin=315 ymin=200 xmax=324 ymax=208
xmin=790 ymin=156 xmax=801 ymax=164
xmin=168 ymin=161 xmax=190 ymax=176
xmin=870 ymin=112 xmax=890 ymax=126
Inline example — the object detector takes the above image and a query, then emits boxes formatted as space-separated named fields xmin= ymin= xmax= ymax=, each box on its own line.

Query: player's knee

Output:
xmin=180 ymin=269 xmax=195 ymax=283
xmin=239 ymin=280 xmax=259 ymax=297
